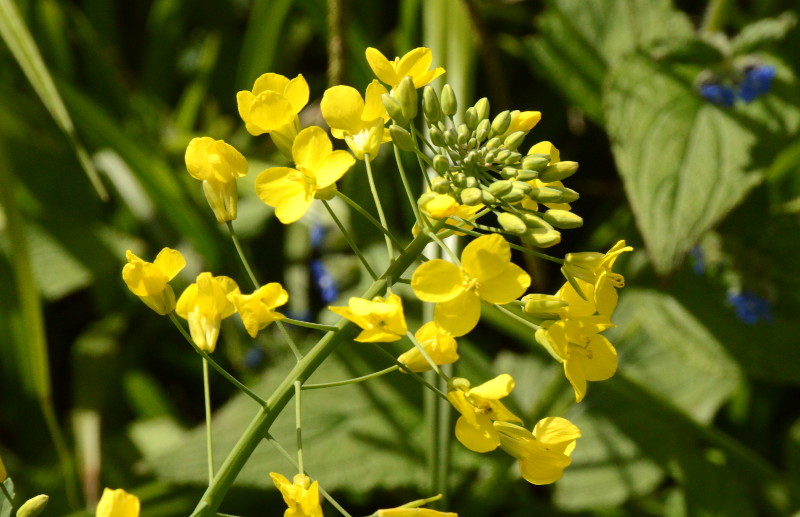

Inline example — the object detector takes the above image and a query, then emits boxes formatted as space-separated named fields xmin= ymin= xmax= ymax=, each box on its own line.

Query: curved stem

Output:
xmin=393 ymin=143 xmax=426 ymax=227
xmin=281 ymin=318 xmax=338 ymax=333
xmin=277 ymin=321 xmax=303 ymax=361
xmin=405 ymin=331 xmax=451 ymax=383
xmin=302 ymin=365 xmax=400 ymax=389
xmin=493 ymin=303 xmax=540 ymax=332
xmin=425 ymin=228 xmax=460 ymax=264
xmin=294 ymin=381 xmax=304 ymax=474
xmin=203 ymin=358 xmax=215 ymax=484
xmin=334 ymin=191 xmax=405 ymax=250
xmin=322 ymin=199 xmax=378 ymax=280
xmin=364 ymin=154 xmax=395 ymax=260
xmin=226 ymin=221 xmax=259 ymax=289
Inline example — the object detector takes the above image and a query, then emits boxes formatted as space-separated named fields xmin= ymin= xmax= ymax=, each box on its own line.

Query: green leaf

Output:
xmin=731 ymin=11 xmax=798 ymax=56
xmin=0 ymin=478 xmax=14 ymax=517
xmin=236 ymin=0 xmax=295 ymax=89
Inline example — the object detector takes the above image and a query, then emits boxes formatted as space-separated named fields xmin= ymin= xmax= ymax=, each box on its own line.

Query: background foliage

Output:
xmin=1 ymin=0 xmax=800 ymax=516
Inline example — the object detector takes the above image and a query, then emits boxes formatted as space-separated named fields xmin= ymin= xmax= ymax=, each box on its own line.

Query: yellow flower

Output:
xmin=535 ymin=317 xmax=617 ymax=402
xmin=555 ymin=270 xmax=619 ymax=320
xmin=494 ymin=417 xmax=581 ymax=485
xmin=228 ymin=283 xmax=288 ymax=338
xmin=270 ymin=472 xmax=323 ymax=517
xmin=122 ymin=248 xmax=186 ymax=315
xmin=185 ymin=137 xmax=248 ymax=222
xmin=328 ymin=292 xmax=407 ymax=343
xmin=411 ymin=234 xmax=530 ymax=336
xmin=377 ymin=509 xmax=457 ymax=517
xmin=321 ymin=81 xmax=391 ymax=160
xmin=412 ymin=196 xmax=483 ymax=237
xmin=237 ymin=73 xmax=309 ymax=156
xmin=562 ymin=240 xmax=633 ymax=288
xmin=175 ymin=273 xmax=239 ymax=353
xmin=446 ymin=375 xmax=523 ymax=453
xmin=255 ymin=126 xmax=355 ymax=224
xmin=95 ymin=488 xmax=140 ymax=517
xmin=495 ymin=110 xmax=542 ymax=140
xmin=522 ymin=141 xmax=571 ymax=212
xmin=366 ymin=47 xmax=445 ymax=89
xmin=398 ymin=321 xmax=459 ymax=372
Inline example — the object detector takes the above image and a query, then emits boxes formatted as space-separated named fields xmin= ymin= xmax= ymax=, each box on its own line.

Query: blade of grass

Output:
xmin=236 ymin=0 xmax=295 ymax=88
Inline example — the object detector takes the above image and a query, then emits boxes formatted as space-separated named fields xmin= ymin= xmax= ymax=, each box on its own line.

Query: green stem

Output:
xmin=405 ymin=331 xmax=451 ymax=383
xmin=425 ymin=228 xmax=460 ymax=264
xmin=393 ymin=143 xmax=426 ymax=227
xmin=334 ymin=191 xmax=405 ymax=250
xmin=281 ymin=318 xmax=338 ymax=332
xmin=169 ymin=314 xmax=267 ymax=407
xmin=364 ymin=154 xmax=395 ymax=260
xmin=277 ymin=321 xmax=303 ymax=361
xmin=493 ymin=304 xmax=540 ymax=332
xmin=226 ymin=221 xmax=259 ymax=289
xmin=702 ymin=0 xmax=731 ymax=34
xmin=372 ymin=345 xmax=449 ymax=402
xmin=322 ymin=199 xmax=378 ymax=280
xmin=294 ymin=381 xmax=304 ymax=474
xmin=265 ymin=434 xmax=354 ymax=517
xmin=189 ymin=228 xmax=438 ymax=517
xmin=302 ymin=365 xmax=399 ymax=389
xmin=203 ymin=358 xmax=215 ymax=484
xmin=0 ymin=481 xmax=14 ymax=511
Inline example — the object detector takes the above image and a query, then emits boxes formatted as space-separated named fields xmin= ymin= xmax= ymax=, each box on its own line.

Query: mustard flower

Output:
xmin=412 ymin=194 xmax=483 ymax=237
xmin=228 ymin=283 xmax=288 ymax=338
xmin=96 ymin=488 xmax=140 ymax=517
xmin=522 ymin=141 xmax=571 ymax=212
xmin=237 ymin=73 xmax=309 ymax=156
xmin=411 ymin=234 xmax=530 ymax=336
xmin=535 ymin=317 xmax=617 ymax=402
xmin=562 ymin=240 xmax=633 ymax=289
xmin=366 ymin=47 xmax=445 ymax=89
xmin=397 ymin=321 xmax=459 ymax=372
xmin=328 ymin=292 xmax=407 ymax=343
xmin=555 ymin=270 xmax=619 ymax=321
xmin=175 ymin=272 xmax=239 ymax=353
xmin=185 ymin=137 xmax=248 ymax=222
xmin=447 ymin=375 xmax=523 ymax=453
xmin=255 ymin=126 xmax=355 ymax=224
xmin=494 ymin=417 xmax=581 ymax=485
xmin=321 ymin=80 xmax=391 ymax=160
xmin=122 ymin=248 xmax=186 ymax=315
xmin=270 ymin=472 xmax=323 ymax=517
xmin=495 ymin=110 xmax=542 ymax=140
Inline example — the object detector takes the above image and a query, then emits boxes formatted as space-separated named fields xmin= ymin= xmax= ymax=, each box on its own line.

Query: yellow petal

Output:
xmin=527 ymin=141 xmax=560 ymax=163
xmin=284 ymin=74 xmax=309 ymax=113
xmin=396 ymin=47 xmax=433 ymax=79
xmin=255 ymin=167 xmax=312 ymax=223
xmin=184 ymin=137 xmax=215 ymax=181
xmin=96 ymin=488 xmax=140 ymax=517
xmin=292 ymin=126 xmax=333 ymax=173
xmin=236 ymin=91 xmax=263 ymax=135
xmin=363 ymin=80 xmax=389 ymax=121
xmin=251 ymin=72 xmax=290 ymax=95
xmin=470 ymin=373 xmax=514 ymax=400
xmin=409 ymin=67 xmax=445 ymax=89
xmin=248 ymin=91 xmax=295 ymax=132
xmin=153 ymin=247 xmax=186 ymax=280
xmin=532 ymin=416 xmax=581 ymax=453
xmin=461 ymin=234 xmax=511 ymax=283
xmin=454 ymin=414 xmax=500 ymax=453
xmin=366 ymin=47 xmax=399 ymax=86
xmin=433 ymin=290 xmax=480 ymax=337
xmin=519 ymin=448 xmax=571 ymax=485
xmin=564 ymin=357 xmax=588 ymax=403
xmin=477 ymin=262 xmax=530 ymax=304
xmin=321 ymin=85 xmax=366 ymax=135
xmin=411 ymin=259 xmax=463 ymax=302
xmin=313 ymin=150 xmax=355 ymax=189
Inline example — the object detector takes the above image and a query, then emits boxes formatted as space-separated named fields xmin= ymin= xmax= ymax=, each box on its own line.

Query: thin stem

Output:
xmin=393 ymin=143 xmax=425 ymax=227
xmin=425 ymin=228 xmax=460 ymax=264
xmin=302 ymin=365 xmax=400 ymax=389
xmin=294 ymin=381 xmax=304 ymax=474
xmin=335 ymin=191 xmax=405 ymax=250
xmin=405 ymin=331 xmax=451 ymax=383
xmin=371 ymin=345 xmax=449 ymax=402
xmin=281 ymin=318 xmax=338 ymax=333
xmin=169 ymin=314 xmax=267 ymax=407
xmin=493 ymin=304 xmax=540 ymax=332
xmin=277 ymin=321 xmax=303 ymax=361
xmin=322 ymin=200 xmax=378 ymax=280
xmin=265 ymin=435 xmax=354 ymax=517
xmin=364 ymin=154 xmax=395 ymax=260
xmin=226 ymin=221 xmax=259 ymax=289
xmin=442 ymin=221 xmax=565 ymax=264
xmin=203 ymin=358 xmax=215 ymax=484
xmin=41 ymin=403 xmax=80 ymax=507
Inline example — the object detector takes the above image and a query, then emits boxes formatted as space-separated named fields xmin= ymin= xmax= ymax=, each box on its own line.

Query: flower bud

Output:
xmin=539 ymin=161 xmax=579 ymax=183
xmin=516 ymin=169 xmax=539 ymax=181
xmin=500 ymin=167 xmax=518 ymax=179
xmin=523 ymin=228 xmax=561 ymax=248
xmin=202 ymin=179 xmax=238 ymax=223
xmin=444 ymin=128 xmax=459 ymax=148
xmin=422 ymin=86 xmax=442 ymax=123
xmin=382 ymin=94 xmax=408 ymax=126
xmin=460 ymin=187 xmax=483 ymax=205
xmin=485 ymin=137 xmax=502 ymax=150
xmin=521 ymin=213 xmax=552 ymax=229
xmin=502 ymin=152 xmax=522 ymax=165
xmin=417 ymin=191 xmax=437 ymax=208
xmin=440 ymin=84 xmax=457 ymax=116
xmin=452 ymin=173 xmax=467 ymax=188
xmin=431 ymin=176 xmax=451 ymax=194
xmin=491 ymin=110 xmax=511 ymax=136
xmin=495 ymin=150 xmax=511 ymax=163
xmin=503 ymin=131 xmax=526 ymax=152
xmin=498 ymin=212 xmax=527 ymax=234
xmin=502 ymin=188 xmax=527 ymax=203
xmin=511 ymin=181 xmax=532 ymax=194
xmin=529 ymin=186 xmax=578 ymax=204
xmin=389 ymin=125 xmax=415 ymax=152
xmin=488 ymin=180 xmax=513 ymax=197
xmin=16 ymin=495 xmax=49 ymax=517
xmin=543 ymin=209 xmax=583 ymax=229
xmin=467 ymin=137 xmax=478 ymax=149
xmin=484 ymin=149 xmax=498 ymax=163
xmin=395 ymin=76 xmax=418 ymax=120
xmin=481 ymin=190 xmax=498 ymax=205
xmin=474 ymin=97 xmax=490 ymax=121
xmin=430 ymin=127 xmax=446 ymax=147
xmin=521 ymin=153 xmax=550 ymax=172
xmin=433 ymin=154 xmax=450 ymax=175
xmin=464 ymin=107 xmax=479 ymax=131
xmin=521 ymin=294 xmax=568 ymax=318
xmin=475 ymin=119 xmax=491 ymax=142
xmin=457 ymin=124 xmax=470 ymax=145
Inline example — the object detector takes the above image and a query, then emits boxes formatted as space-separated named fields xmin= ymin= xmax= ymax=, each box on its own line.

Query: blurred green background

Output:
xmin=2 ymin=0 xmax=800 ymax=515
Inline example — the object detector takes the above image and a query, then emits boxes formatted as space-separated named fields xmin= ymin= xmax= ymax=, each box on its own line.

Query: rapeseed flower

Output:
xmin=229 ymin=283 xmax=288 ymax=338
xmin=447 ymin=375 xmax=522 ymax=453
xmin=495 ymin=110 xmax=542 ymax=140
xmin=397 ymin=321 xmax=459 ymax=372
xmin=96 ymin=488 xmax=140 ymax=517
xmin=122 ymin=248 xmax=186 ymax=315
xmin=185 ymin=137 xmax=248 ymax=222
xmin=522 ymin=141 xmax=571 ymax=212
xmin=562 ymin=240 xmax=633 ymax=291
xmin=494 ymin=417 xmax=580 ymax=485
xmin=366 ymin=47 xmax=445 ymax=89
xmin=411 ymin=234 xmax=530 ymax=336
xmin=176 ymin=273 xmax=239 ymax=352
xmin=270 ymin=472 xmax=323 ymax=517
xmin=329 ymin=292 xmax=407 ymax=343
xmin=256 ymin=126 xmax=355 ymax=224
xmin=321 ymin=80 xmax=391 ymax=160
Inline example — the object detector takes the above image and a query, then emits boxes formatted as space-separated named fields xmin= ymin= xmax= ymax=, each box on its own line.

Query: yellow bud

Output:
xmin=459 ymin=187 xmax=483 ymax=206
xmin=440 ymin=84 xmax=457 ymax=117
xmin=523 ymin=228 xmax=561 ymax=248
xmin=395 ymin=76 xmax=418 ymax=120
xmin=498 ymin=212 xmax=527 ymax=234
xmin=543 ymin=209 xmax=583 ymax=229
xmin=521 ymin=293 xmax=568 ymax=318
xmin=16 ymin=495 xmax=49 ymax=517
xmin=539 ymin=160 xmax=579 ymax=183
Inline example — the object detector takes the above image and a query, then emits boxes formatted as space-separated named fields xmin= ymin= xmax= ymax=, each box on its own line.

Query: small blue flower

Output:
xmin=311 ymin=258 xmax=339 ymax=303
xmin=689 ymin=245 xmax=705 ymax=276
xmin=739 ymin=65 xmax=776 ymax=103
xmin=726 ymin=290 xmax=772 ymax=325
xmin=310 ymin=224 xmax=326 ymax=249
xmin=699 ymin=83 xmax=737 ymax=107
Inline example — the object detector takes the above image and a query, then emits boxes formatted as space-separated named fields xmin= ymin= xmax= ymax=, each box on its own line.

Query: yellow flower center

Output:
xmin=462 ymin=272 xmax=480 ymax=295
xmin=290 ymin=167 xmax=317 ymax=187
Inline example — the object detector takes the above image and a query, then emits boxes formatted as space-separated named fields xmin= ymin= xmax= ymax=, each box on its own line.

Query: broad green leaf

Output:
xmin=731 ymin=11 xmax=798 ymax=56
xmin=0 ymin=478 xmax=14 ymax=517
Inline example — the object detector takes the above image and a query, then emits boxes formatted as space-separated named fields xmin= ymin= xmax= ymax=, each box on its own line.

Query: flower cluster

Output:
xmin=698 ymin=63 xmax=777 ymax=107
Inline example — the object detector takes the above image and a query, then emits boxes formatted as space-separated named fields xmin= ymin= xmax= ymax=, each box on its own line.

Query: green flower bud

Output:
xmin=430 ymin=127 xmax=446 ymax=147
xmin=539 ymin=161 xmax=579 ymax=183
xmin=452 ymin=173 xmax=467 ymax=188
xmin=467 ymin=137 xmax=477 ymax=149
xmin=498 ymin=212 xmax=527 ymax=234
xmin=521 ymin=213 xmax=552 ymax=229
xmin=516 ymin=169 xmax=539 ymax=181
xmin=503 ymin=131 xmax=526 ymax=152
xmin=464 ymin=107 xmax=479 ymax=131
xmin=543 ymin=209 xmax=583 ymax=229
xmin=465 ymin=176 xmax=478 ymax=188
xmin=553 ymin=186 xmax=580 ymax=203
xmin=431 ymin=176 xmax=451 ymax=194
xmin=475 ymin=119 xmax=491 ymax=142
xmin=457 ymin=124 xmax=470 ymax=145
xmin=495 ymin=150 xmax=511 ymax=163
xmin=422 ymin=86 xmax=442 ymax=123
xmin=382 ymin=94 xmax=408 ymax=126
xmin=481 ymin=189 xmax=498 ymax=205
xmin=500 ymin=167 xmax=519 ymax=179
xmin=440 ymin=84 xmax=457 ymax=117
xmin=389 ymin=124 xmax=415 ymax=152
xmin=521 ymin=153 xmax=550 ymax=172
xmin=460 ymin=187 xmax=483 ymax=205
xmin=528 ymin=186 xmax=566 ymax=203
xmin=521 ymin=293 xmax=568 ymax=318
xmin=523 ymin=228 xmax=561 ymax=248
xmin=491 ymin=110 xmax=511 ymax=136
xmin=485 ymin=137 xmax=502 ymax=150
xmin=433 ymin=154 xmax=450 ymax=175
xmin=512 ymin=180 xmax=532 ymax=194
xmin=444 ymin=128 xmax=459 ymax=148
xmin=488 ymin=180 xmax=513 ymax=197
xmin=474 ymin=97 xmax=490 ymax=121
xmin=502 ymin=187 xmax=527 ymax=203
xmin=16 ymin=495 xmax=49 ymax=517
xmin=396 ymin=76 xmax=418 ymax=120
xmin=465 ymin=150 xmax=480 ymax=166
xmin=502 ymin=151 xmax=522 ymax=165
xmin=417 ymin=191 xmax=437 ymax=208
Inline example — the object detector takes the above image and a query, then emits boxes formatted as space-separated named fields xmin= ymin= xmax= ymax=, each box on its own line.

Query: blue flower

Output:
xmin=739 ymin=65 xmax=776 ymax=103
xmin=689 ymin=245 xmax=705 ymax=275
xmin=699 ymin=83 xmax=736 ymax=107
xmin=310 ymin=259 xmax=339 ymax=303
xmin=726 ymin=290 xmax=772 ymax=325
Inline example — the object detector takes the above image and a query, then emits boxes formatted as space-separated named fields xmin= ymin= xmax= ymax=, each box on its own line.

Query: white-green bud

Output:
xmin=503 ymin=131 xmax=526 ymax=152
xmin=511 ymin=181 xmax=532 ymax=194
xmin=16 ymin=495 xmax=49 ymax=517
xmin=382 ymin=94 xmax=408 ymax=126
xmin=491 ymin=110 xmax=511 ymax=136
xmin=452 ymin=173 xmax=467 ymax=188
xmin=457 ymin=124 xmax=470 ymax=145
xmin=389 ymin=124 xmax=415 ymax=152
xmin=521 ymin=294 xmax=568 ymax=318
xmin=495 ymin=150 xmax=511 ymax=163
xmin=422 ymin=86 xmax=442 ymax=123
xmin=521 ymin=213 xmax=552 ymax=229
xmin=430 ymin=127 xmax=446 ymax=147
xmin=464 ymin=107 xmax=479 ymax=131
xmin=481 ymin=190 xmax=498 ymax=205
xmin=395 ymin=76 xmax=418 ymax=120
xmin=543 ymin=209 xmax=583 ymax=229
xmin=502 ymin=187 xmax=527 ymax=203
xmin=467 ymin=137 xmax=477 ymax=149
xmin=475 ymin=119 xmax=491 ymax=142
xmin=460 ymin=187 xmax=483 ymax=205
xmin=516 ymin=169 xmax=539 ymax=181
xmin=433 ymin=154 xmax=450 ymax=175
xmin=440 ymin=84 xmax=457 ymax=116
xmin=523 ymin=228 xmax=561 ymax=248
xmin=539 ymin=161 xmax=579 ymax=183
xmin=488 ymin=180 xmax=513 ymax=197
xmin=521 ymin=153 xmax=550 ymax=172
xmin=431 ymin=176 xmax=451 ymax=194
xmin=417 ymin=191 xmax=437 ymax=208
xmin=500 ymin=167 xmax=518 ymax=179
xmin=528 ymin=186 xmax=565 ymax=203
xmin=502 ymin=151 xmax=522 ymax=165
xmin=485 ymin=137 xmax=502 ymax=150
xmin=474 ymin=97 xmax=490 ymax=121
xmin=552 ymin=186 xmax=580 ymax=203
xmin=498 ymin=212 xmax=527 ymax=234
